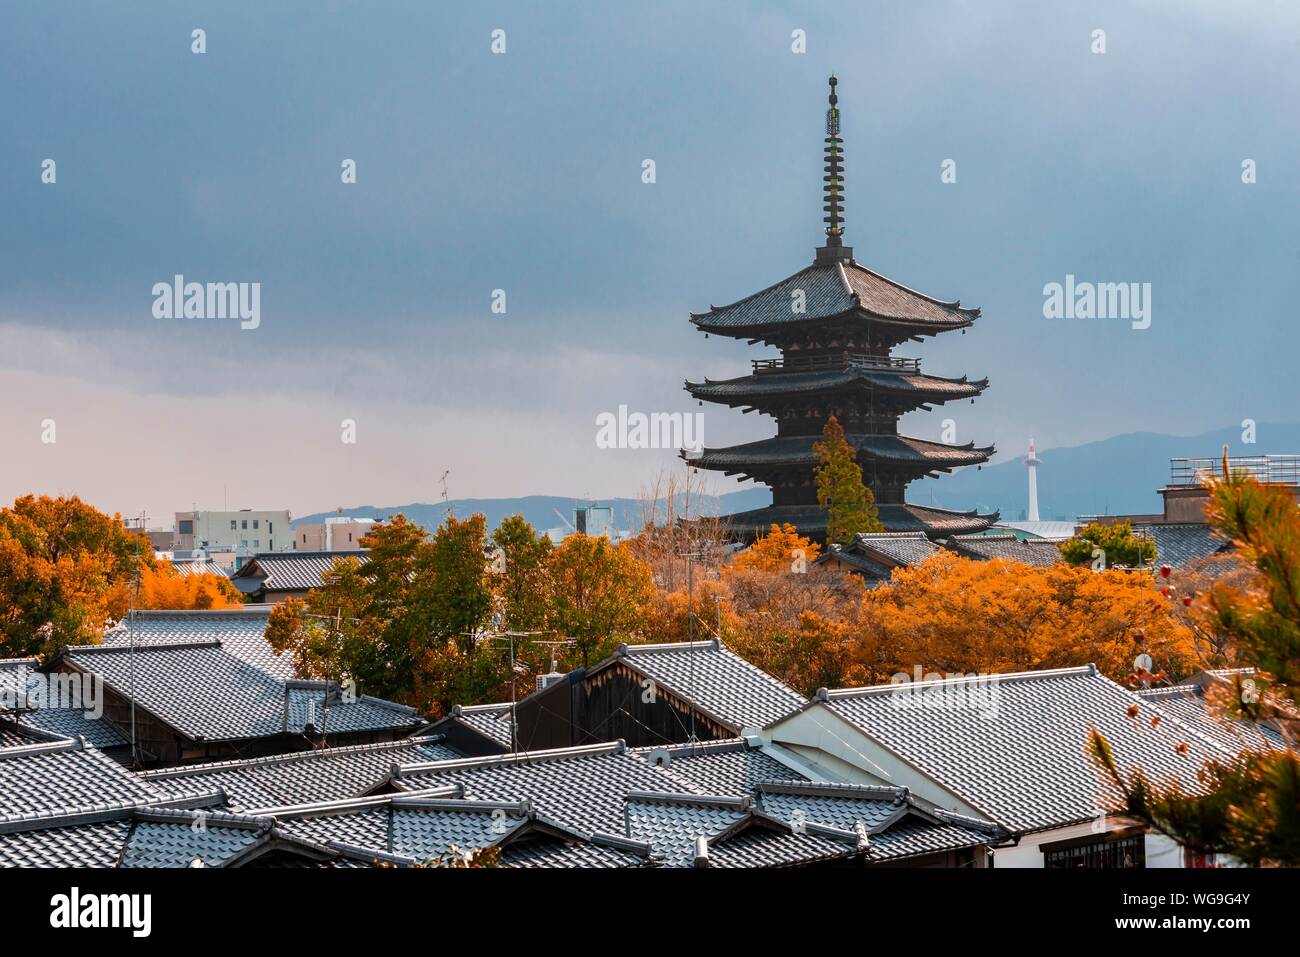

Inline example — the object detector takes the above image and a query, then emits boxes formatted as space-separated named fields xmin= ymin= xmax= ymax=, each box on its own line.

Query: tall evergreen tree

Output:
xmin=813 ymin=415 xmax=882 ymax=544
xmin=1090 ymin=453 xmax=1300 ymax=865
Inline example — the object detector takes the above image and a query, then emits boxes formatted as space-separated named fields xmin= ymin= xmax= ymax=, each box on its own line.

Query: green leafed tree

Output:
xmin=813 ymin=415 xmax=882 ymax=545
xmin=546 ymin=534 xmax=654 ymax=668
xmin=1059 ymin=520 xmax=1156 ymax=570
xmin=490 ymin=514 xmax=553 ymax=632
xmin=267 ymin=512 xmax=507 ymax=716
xmin=1089 ymin=455 xmax=1300 ymax=865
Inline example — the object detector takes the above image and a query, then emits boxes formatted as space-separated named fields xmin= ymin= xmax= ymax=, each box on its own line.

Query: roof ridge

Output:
xmin=0 ymin=737 xmax=82 ymax=760
xmin=821 ymin=665 xmax=1097 ymax=699
xmin=844 ymin=259 xmax=979 ymax=316
xmin=126 ymin=608 xmax=272 ymax=618
xmin=396 ymin=739 xmax=627 ymax=775
xmin=141 ymin=734 xmax=449 ymax=778
xmin=248 ymin=784 xmax=463 ymax=819
xmin=66 ymin=638 xmax=223 ymax=653
xmin=619 ymin=639 xmax=721 ymax=655
xmin=755 ymin=779 xmax=908 ymax=803
xmin=624 ymin=790 xmax=752 ymax=810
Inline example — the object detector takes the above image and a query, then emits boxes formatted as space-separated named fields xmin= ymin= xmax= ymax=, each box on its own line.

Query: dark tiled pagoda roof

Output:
xmin=685 ymin=367 xmax=985 ymax=404
xmin=690 ymin=433 xmax=993 ymax=472
xmin=721 ymin=503 xmax=999 ymax=539
xmin=690 ymin=259 xmax=979 ymax=336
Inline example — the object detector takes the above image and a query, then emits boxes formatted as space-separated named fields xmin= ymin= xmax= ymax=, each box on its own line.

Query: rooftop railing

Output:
xmin=752 ymin=354 xmax=921 ymax=375
xmin=1169 ymin=455 xmax=1300 ymax=487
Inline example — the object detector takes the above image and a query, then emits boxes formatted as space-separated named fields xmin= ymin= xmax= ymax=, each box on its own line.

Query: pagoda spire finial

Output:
xmin=817 ymin=75 xmax=853 ymax=264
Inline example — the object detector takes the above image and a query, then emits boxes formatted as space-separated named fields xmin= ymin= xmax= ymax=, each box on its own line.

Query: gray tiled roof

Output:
xmin=944 ymin=532 xmax=1062 ymax=567
xmin=120 ymin=809 xmax=272 ymax=868
xmin=0 ymin=819 xmax=132 ymax=867
xmin=691 ymin=260 xmax=978 ymax=332
xmin=268 ymin=792 xmax=651 ymax=869
xmin=1136 ymin=685 xmax=1285 ymax=753
xmin=851 ymin=531 xmax=943 ymax=567
xmin=811 ymin=666 xmax=1231 ymax=834
xmin=692 ymin=433 xmax=993 ymax=470
xmin=62 ymin=641 xmax=421 ymax=743
xmin=394 ymin=739 xmax=808 ymax=838
xmin=608 ymin=640 xmax=806 ymax=732
xmin=102 ymin=609 xmax=292 ymax=679
xmin=0 ymin=738 xmax=174 ymax=823
xmin=143 ymin=735 xmax=462 ymax=811
xmin=450 ymin=703 xmax=515 ymax=749
xmin=14 ymin=707 xmax=129 ymax=750
xmin=0 ymin=658 xmax=130 ymax=749
xmin=169 ymin=558 xmax=230 ymax=578
xmin=232 ymin=551 xmax=369 ymax=593
xmin=1133 ymin=523 xmax=1230 ymax=568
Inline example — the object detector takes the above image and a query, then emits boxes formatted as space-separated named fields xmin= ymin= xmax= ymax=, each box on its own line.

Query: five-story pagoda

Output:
xmin=684 ymin=77 xmax=998 ymax=542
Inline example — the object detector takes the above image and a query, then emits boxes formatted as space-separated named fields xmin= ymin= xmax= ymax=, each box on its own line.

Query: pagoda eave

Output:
xmin=714 ymin=502 xmax=1001 ymax=543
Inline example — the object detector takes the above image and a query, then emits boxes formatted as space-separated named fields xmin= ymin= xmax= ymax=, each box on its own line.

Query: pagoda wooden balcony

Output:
xmin=751 ymin=353 xmax=921 ymax=375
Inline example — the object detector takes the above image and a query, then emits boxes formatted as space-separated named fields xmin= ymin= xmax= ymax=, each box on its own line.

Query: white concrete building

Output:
xmin=174 ymin=509 xmax=292 ymax=554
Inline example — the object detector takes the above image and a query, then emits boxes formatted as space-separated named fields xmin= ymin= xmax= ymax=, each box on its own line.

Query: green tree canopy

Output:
xmin=813 ymin=415 xmax=881 ymax=545
xmin=1059 ymin=520 xmax=1156 ymax=569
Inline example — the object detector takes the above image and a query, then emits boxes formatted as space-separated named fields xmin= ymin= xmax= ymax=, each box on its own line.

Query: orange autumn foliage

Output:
xmin=136 ymin=560 xmax=243 ymax=610
xmin=853 ymin=551 xmax=1200 ymax=683
xmin=725 ymin=524 xmax=820 ymax=576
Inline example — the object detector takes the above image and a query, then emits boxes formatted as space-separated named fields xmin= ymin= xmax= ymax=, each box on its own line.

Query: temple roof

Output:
xmin=690 ymin=259 xmax=979 ymax=335
xmin=685 ymin=367 xmax=986 ymax=403
xmin=687 ymin=433 xmax=993 ymax=471
xmin=720 ymin=503 xmax=999 ymax=539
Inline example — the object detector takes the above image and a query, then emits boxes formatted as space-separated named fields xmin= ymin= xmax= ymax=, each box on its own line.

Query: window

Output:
xmin=253 ymin=540 xmax=260 ymax=548
xmin=178 ymin=520 xmax=193 ymax=535
xmin=242 ymin=520 xmax=248 ymax=530
xmin=302 ymin=533 xmax=307 ymax=543
xmin=1042 ymin=830 xmax=1146 ymax=868
xmin=268 ymin=521 xmax=273 ymax=533
xmin=253 ymin=520 xmax=259 ymax=530
xmin=230 ymin=520 xmax=237 ymax=530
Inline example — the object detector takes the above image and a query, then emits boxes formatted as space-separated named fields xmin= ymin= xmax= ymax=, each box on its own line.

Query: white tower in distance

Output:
xmin=1024 ymin=438 xmax=1042 ymax=522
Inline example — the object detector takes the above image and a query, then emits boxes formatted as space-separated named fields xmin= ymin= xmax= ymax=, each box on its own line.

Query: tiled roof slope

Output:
xmin=611 ymin=640 xmax=806 ymax=732
xmin=812 ymin=666 xmax=1230 ymax=834
xmin=61 ymin=641 xmax=421 ymax=742
xmin=232 ymin=551 xmax=369 ymax=593
xmin=0 ymin=738 xmax=179 ymax=823
xmin=852 ymin=531 xmax=942 ymax=567
xmin=101 ymin=609 xmax=292 ymax=679
xmin=0 ymin=658 xmax=130 ymax=749
xmin=394 ymin=739 xmax=804 ymax=837
xmin=1134 ymin=523 xmax=1230 ymax=568
xmin=1136 ymin=684 xmax=1286 ymax=753
xmin=944 ymin=532 xmax=1062 ymax=567
xmin=169 ymin=558 xmax=230 ymax=578
xmin=142 ymin=735 xmax=463 ymax=811
xmin=690 ymin=260 xmax=978 ymax=332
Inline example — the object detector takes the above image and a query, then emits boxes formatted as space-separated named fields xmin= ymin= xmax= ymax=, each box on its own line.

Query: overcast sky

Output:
xmin=3 ymin=1 xmax=1297 ymax=521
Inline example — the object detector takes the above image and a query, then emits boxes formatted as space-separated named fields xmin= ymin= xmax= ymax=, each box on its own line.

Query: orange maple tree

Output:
xmin=853 ymin=551 xmax=1201 ymax=683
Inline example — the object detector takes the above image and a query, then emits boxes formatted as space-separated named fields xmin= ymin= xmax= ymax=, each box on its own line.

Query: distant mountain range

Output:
xmin=295 ymin=423 xmax=1300 ymax=531
xmin=293 ymin=490 xmax=774 ymax=534
xmin=914 ymin=422 xmax=1300 ymax=521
